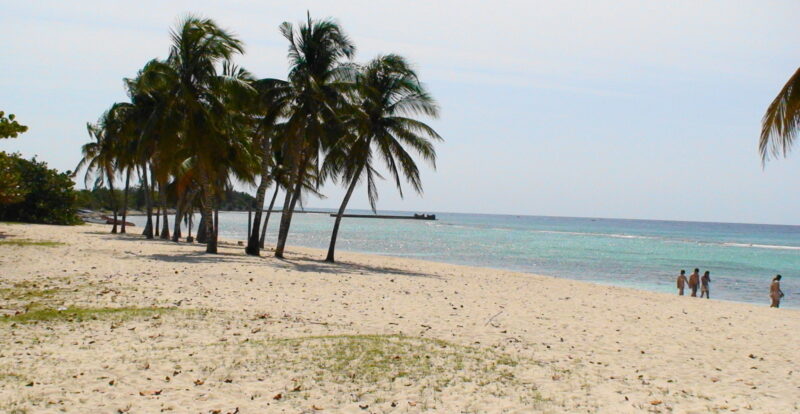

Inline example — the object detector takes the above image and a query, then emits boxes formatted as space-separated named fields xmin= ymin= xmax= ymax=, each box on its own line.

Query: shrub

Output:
xmin=0 ymin=153 xmax=81 ymax=225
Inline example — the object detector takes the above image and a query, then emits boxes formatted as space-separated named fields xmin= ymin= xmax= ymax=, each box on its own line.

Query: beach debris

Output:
xmin=650 ymin=400 xmax=662 ymax=405
xmin=273 ymin=393 xmax=282 ymax=400
xmin=138 ymin=389 xmax=162 ymax=396
xmin=485 ymin=310 xmax=503 ymax=326
xmin=194 ymin=379 xmax=205 ymax=386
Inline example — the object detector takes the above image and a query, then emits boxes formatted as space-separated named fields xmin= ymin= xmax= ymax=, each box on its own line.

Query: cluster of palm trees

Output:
xmin=76 ymin=14 xmax=441 ymax=262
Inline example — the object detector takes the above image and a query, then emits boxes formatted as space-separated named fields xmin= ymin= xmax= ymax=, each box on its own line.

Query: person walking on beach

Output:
xmin=700 ymin=271 xmax=711 ymax=299
xmin=676 ymin=270 xmax=688 ymax=296
xmin=688 ymin=268 xmax=700 ymax=297
xmin=770 ymin=275 xmax=784 ymax=308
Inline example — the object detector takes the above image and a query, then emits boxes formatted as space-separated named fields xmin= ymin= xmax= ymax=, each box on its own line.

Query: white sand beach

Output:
xmin=1 ymin=223 xmax=798 ymax=413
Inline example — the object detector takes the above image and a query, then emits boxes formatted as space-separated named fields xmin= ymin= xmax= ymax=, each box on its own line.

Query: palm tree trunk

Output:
xmin=214 ymin=205 xmax=220 ymax=239
xmin=274 ymin=183 xmax=299 ymax=258
xmin=245 ymin=162 xmax=271 ymax=255
xmin=187 ymin=210 xmax=194 ymax=242
xmin=197 ymin=214 xmax=207 ymax=243
xmin=259 ymin=186 xmax=279 ymax=249
xmin=275 ymin=155 xmax=309 ymax=258
xmin=107 ymin=172 xmax=118 ymax=234
xmin=152 ymin=168 xmax=159 ymax=236
xmin=326 ymin=167 xmax=363 ymax=262
xmin=171 ymin=191 xmax=184 ymax=242
xmin=120 ymin=169 xmax=130 ymax=234
xmin=141 ymin=165 xmax=154 ymax=239
xmin=199 ymin=173 xmax=217 ymax=253
xmin=172 ymin=209 xmax=183 ymax=242
xmin=159 ymin=183 xmax=170 ymax=239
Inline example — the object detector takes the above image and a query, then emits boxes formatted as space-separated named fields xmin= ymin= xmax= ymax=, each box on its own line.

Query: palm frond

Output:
xmin=760 ymin=67 xmax=800 ymax=163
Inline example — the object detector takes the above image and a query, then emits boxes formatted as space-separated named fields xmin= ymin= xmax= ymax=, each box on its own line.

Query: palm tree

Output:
xmin=151 ymin=16 xmax=252 ymax=253
xmin=323 ymin=55 xmax=441 ymax=262
xmin=123 ymin=61 xmax=175 ymax=239
xmin=102 ymin=101 xmax=137 ymax=234
xmin=76 ymin=105 xmax=129 ymax=233
xmin=273 ymin=14 xmax=356 ymax=258
xmin=760 ymin=67 xmax=800 ymax=162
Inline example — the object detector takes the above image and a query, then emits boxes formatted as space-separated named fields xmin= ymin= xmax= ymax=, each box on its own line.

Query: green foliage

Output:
xmin=761 ymin=67 xmax=800 ymax=162
xmin=75 ymin=188 xmax=129 ymax=211
xmin=72 ymin=187 xmax=255 ymax=211
xmin=0 ymin=111 xmax=28 ymax=139
xmin=0 ymin=152 xmax=26 ymax=204
xmin=219 ymin=189 xmax=257 ymax=210
xmin=0 ymin=153 xmax=81 ymax=225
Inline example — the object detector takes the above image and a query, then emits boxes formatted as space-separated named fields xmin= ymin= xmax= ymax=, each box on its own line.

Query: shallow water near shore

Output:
xmin=130 ymin=210 xmax=800 ymax=307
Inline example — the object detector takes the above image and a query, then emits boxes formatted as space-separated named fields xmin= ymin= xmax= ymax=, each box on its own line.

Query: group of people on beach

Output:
xmin=676 ymin=269 xmax=711 ymax=298
xmin=676 ymin=269 xmax=785 ymax=308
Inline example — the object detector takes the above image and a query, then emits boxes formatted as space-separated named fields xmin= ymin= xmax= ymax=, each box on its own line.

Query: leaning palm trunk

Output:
xmin=120 ymin=169 xmax=130 ymax=234
xmin=326 ymin=165 xmax=363 ymax=262
xmin=171 ymin=206 xmax=183 ymax=242
xmin=274 ymin=180 xmax=301 ymax=258
xmin=275 ymin=158 xmax=308 ymax=258
xmin=199 ymin=173 xmax=217 ymax=253
xmin=159 ymin=183 xmax=170 ymax=239
xmin=140 ymin=165 xmax=154 ymax=239
xmin=171 ymin=191 xmax=185 ymax=242
xmin=172 ymin=189 xmax=196 ymax=242
xmin=259 ymin=186 xmax=280 ymax=249
xmin=196 ymin=214 xmax=207 ymax=243
xmin=107 ymin=172 xmax=118 ymax=234
xmin=246 ymin=160 xmax=271 ymax=255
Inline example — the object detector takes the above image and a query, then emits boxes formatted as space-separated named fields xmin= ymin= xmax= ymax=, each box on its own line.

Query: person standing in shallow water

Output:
xmin=700 ymin=271 xmax=711 ymax=299
xmin=770 ymin=275 xmax=784 ymax=308
xmin=688 ymin=268 xmax=700 ymax=297
xmin=676 ymin=270 xmax=688 ymax=296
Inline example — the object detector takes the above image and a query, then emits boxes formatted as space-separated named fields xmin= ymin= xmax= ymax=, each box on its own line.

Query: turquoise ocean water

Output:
xmin=130 ymin=210 xmax=799 ymax=308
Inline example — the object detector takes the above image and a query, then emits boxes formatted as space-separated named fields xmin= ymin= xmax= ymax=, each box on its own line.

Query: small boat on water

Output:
xmin=77 ymin=210 xmax=135 ymax=226
xmin=100 ymin=215 xmax=135 ymax=226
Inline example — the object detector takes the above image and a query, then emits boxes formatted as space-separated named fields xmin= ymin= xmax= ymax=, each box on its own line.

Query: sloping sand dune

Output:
xmin=1 ymin=223 xmax=797 ymax=413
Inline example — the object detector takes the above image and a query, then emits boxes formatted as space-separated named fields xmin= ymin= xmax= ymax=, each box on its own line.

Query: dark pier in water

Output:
xmin=329 ymin=213 xmax=436 ymax=221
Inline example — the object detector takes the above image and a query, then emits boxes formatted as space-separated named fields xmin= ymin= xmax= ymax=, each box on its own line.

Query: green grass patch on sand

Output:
xmin=0 ymin=239 xmax=63 ymax=247
xmin=222 ymin=334 xmax=546 ymax=407
xmin=0 ymin=281 xmax=61 ymax=303
xmin=1 ymin=306 xmax=170 ymax=324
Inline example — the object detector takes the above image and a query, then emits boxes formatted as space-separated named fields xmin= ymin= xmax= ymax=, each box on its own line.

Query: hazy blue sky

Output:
xmin=3 ymin=1 xmax=800 ymax=224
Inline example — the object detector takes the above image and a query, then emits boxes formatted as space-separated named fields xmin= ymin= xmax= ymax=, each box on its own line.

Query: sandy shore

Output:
xmin=1 ymin=223 xmax=798 ymax=413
